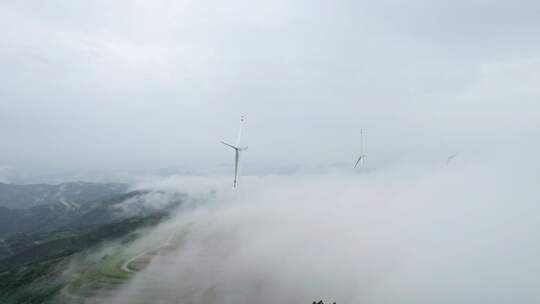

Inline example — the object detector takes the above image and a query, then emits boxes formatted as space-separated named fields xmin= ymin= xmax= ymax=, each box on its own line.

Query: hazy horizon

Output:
xmin=1 ymin=0 xmax=539 ymax=183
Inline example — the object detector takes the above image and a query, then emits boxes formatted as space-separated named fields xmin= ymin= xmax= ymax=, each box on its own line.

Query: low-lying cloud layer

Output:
xmin=99 ymin=154 xmax=540 ymax=304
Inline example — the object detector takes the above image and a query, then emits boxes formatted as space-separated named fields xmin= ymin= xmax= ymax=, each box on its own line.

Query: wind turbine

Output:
xmin=354 ymin=129 xmax=366 ymax=169
xmin=221 ymin=116 xmax=248 ymax=188
xmin=446 ymin=153 xmax=458 ymax=165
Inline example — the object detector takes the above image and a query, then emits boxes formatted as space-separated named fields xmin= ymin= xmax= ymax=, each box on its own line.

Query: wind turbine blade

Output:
xmin=354 ymin=156 xmax=362 ymax=168
xmin=221 ymin=141 xmax=239 ymax=150
xmin=360 ymin=128 xmax=363 ymax=155
xmin=235 ymin=116 xmax=245 ymax=146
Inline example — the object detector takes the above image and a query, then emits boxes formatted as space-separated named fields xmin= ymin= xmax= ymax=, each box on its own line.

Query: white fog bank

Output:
xmin=101 ymin=156 xmax=540 ymax=304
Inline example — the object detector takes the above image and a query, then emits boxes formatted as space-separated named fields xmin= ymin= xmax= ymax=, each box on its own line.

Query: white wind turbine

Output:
xmin=446 ymin=153 xmax=458 ymax=165
xmin=354 ymin=129 xmax=367 ymax=169
xmin=221 ymin=116 xmax=248 ymax=188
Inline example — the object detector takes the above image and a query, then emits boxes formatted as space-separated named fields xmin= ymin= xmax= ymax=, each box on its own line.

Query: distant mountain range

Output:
xmin=0 ymin=191 xmax=133 ymax=239
xmin=0 ymin=189 xmax=184 ymax=239
xmin=0 ymin=182 xmax=128 ymax=209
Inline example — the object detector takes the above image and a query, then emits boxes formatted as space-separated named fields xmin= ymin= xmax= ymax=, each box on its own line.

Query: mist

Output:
xmin=80 ymin=151 xmax=540 ymax=304
xmin=1 ymin=0 xmax=540 ymax=181
xmin=1 ymin=1 xmax=539 ymax=302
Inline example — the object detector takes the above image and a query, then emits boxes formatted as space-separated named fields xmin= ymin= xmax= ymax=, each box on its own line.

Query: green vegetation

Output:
xmin=0 ymin=182 xmax=128 ymax=210
xmin=0 ymin=215 xmax=166 ymax=272
xmin=0 ymin=185 xmax=188 ymax=304
xmin=0 ymin=190 xmax=148 ymax=238
xmin=0 ymin=257 xmax=66 ymax=304
xmin=0 ymin=214 xmax=169 ymax=304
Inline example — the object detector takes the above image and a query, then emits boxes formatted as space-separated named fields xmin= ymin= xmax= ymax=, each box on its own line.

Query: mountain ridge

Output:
xmin=0 ymin=182 xmax=128 ymax=209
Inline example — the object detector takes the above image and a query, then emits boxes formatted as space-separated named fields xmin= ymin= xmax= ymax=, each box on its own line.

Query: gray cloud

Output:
xmin=0 ymin=0 xmax=539 ymax=180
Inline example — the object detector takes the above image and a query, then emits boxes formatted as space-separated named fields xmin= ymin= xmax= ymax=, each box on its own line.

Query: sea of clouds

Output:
xmin=96 ymin=153 xmax=540 ymax=304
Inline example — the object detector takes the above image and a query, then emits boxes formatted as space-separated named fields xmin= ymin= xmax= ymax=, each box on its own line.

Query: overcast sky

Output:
xmin=1 ymin=0 xmax=539 ymax=181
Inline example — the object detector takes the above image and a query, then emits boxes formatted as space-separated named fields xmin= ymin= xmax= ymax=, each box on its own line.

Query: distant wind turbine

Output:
xmin=354 ymin=129 xmax=367 ymax=169
xmin=446 ymin=153 xmax=458 ymax=165
xmin=221 ymin=116 xmax=248 ymax=188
